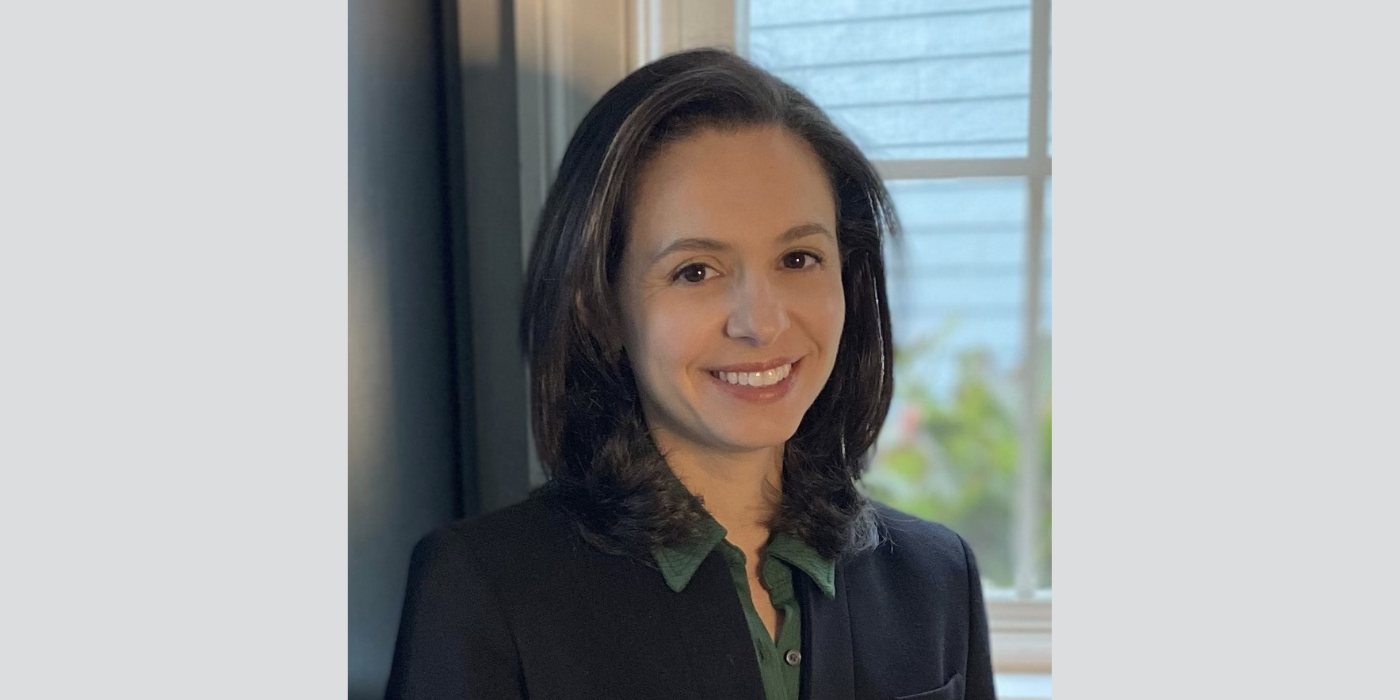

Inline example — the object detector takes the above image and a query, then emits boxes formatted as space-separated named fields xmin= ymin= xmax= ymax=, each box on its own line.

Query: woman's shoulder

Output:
xmin=855 ymin=498 xmax=978 ymax=579
xmin=403 ymin=489 xmax=663 ymax=628
xmin=409 ymin=489 xmax=588 ymax=579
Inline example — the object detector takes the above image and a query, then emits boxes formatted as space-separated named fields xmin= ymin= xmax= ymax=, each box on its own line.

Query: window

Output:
xmin=741 ymin=0 xmax=1053 ymax=675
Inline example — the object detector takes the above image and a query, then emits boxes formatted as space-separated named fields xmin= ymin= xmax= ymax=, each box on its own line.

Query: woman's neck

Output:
xmin=651 ymin=430 xmax=783 ymax=554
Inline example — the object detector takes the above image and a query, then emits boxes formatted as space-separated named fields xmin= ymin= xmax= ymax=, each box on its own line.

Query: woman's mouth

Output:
xmin=705 ymin=358 xmax=800 ymax=403
xmin=708 ymin=362 xmax=792 ymax=387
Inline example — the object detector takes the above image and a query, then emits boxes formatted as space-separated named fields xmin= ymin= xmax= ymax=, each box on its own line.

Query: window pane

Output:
xmin=748 ymin=1 xmax=1033 ymax=159
xmin=865 ymin=178 xmax=1027 ymax=588
xmin=744 ymin=2 xmax=1052 ymax=596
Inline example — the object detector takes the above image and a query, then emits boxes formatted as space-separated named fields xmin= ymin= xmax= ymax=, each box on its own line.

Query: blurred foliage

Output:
xmin=859 ymin=331 xmax=1052 ymax=590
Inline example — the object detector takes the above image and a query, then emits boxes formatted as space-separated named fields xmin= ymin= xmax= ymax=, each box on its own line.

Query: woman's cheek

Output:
xmin=643 ymin=297 xmax=709 ymax=377
xmin=799 ymin=274 xmax=845 ymax=340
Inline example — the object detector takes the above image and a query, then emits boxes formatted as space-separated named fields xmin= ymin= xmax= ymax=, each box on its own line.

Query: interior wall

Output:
xmin=349 ymin=0 xmax=462 ymax=697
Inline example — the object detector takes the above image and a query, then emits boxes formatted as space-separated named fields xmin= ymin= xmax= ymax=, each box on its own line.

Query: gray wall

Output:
xmin=349 ymin=1 xmax=461 ymax=698
xmin=350 ymin=0 xmax=531 ymax=697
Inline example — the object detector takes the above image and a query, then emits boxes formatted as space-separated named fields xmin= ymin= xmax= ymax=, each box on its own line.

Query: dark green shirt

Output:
xmin=651 ymin=511 xmax=836 ymax=700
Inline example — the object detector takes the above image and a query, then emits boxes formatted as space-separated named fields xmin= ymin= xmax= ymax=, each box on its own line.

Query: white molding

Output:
xmin=627 ymin=0 xmax=654 ymax=71
xmin=629 ymin=0 xmax=737 ymax=68
xmin=677 ymin=0 xmax=736 ymax=54
xmin=515 ymin=0 xmax=634 ymax=257
xmin=733 ymin=0 xmax=750 ymax=58
xmin=987 ymin=597 xmax=1052 ymax=673
xmin=514 ymin=0 xmax=635 ymax=488
xmin=514 ymin=0 xmax=742 ymax=242
xmin=629 ymin=0 xmax=676 ymax=70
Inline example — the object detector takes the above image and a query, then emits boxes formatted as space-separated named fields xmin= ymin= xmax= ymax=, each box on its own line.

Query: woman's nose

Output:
xmin=725 ymin=274 xmax=790 ymax=346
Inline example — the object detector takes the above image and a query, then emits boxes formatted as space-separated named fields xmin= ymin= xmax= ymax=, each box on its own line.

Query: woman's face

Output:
xmin=616 ymin=125 xmax=844 ymax=455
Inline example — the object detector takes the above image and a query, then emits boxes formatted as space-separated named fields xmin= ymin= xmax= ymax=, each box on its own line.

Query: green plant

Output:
xmin=860 ymin=330 xmax=1051 ymax=590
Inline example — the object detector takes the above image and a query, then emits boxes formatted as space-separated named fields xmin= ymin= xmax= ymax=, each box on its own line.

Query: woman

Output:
xmin=386 ymin=48 xmax=995 ymax=700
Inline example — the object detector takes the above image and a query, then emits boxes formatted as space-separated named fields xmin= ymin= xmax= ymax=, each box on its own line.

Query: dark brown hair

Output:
xmin=520 ymin=48 xmax=898 ymax=562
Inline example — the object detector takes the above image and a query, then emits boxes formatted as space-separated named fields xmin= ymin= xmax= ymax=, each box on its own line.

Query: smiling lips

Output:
xmin=704 ymin=357 xmax=801 ymax=402
xmin=709 ymin=363 xmax=792 ymax=387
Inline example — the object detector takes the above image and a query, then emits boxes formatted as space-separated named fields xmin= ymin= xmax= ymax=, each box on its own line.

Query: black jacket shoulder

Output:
xmin=866 ymin=500 xmax=977 ymax=577
xmin=419 ymin=491 xmax=578 ymax=559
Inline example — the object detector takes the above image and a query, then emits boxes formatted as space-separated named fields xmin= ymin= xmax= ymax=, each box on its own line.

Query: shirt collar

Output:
xmin=652 ymin=514 xmax=729 ymax=594
xmin=650 ymin=491 xmax=837 ymax=599
xmin=765 ymin=532 xmax=837 ymax=599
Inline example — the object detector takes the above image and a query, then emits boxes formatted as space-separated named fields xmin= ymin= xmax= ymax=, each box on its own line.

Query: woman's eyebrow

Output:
xmin=649 ymin=223 xmax=834 ymax=265
xmin=779 ymin=222 xmax=835 ymax=245
xmin=649 ymin=237 xmax=729 ymax=265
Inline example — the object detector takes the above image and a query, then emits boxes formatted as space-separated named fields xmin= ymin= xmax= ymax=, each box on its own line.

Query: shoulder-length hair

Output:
xmin=521 ymin=48 xmax=897 ymax=563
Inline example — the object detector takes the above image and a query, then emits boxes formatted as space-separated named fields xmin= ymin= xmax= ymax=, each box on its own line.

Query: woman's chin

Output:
xmin=705 ymin=421 xmax=801 ymax=452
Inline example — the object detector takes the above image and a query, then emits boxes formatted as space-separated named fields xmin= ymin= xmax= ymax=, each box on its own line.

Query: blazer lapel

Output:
xmin=796 ymin=564 xmax=855 ymax=700
xmin=664 ymin=551 xmax=768 ymax=699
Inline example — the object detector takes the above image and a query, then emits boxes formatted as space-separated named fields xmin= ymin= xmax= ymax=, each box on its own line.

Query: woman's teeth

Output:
xmin=711 ymin=363 xmax=792 ymax=388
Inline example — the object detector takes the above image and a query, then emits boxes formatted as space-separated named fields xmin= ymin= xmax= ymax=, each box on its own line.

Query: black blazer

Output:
xmin=385 ymin=492 xmax=995 ymax=700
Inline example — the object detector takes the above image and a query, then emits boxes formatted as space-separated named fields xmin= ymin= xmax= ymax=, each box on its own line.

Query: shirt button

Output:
xmin=784 ymin=649 xmax=802 ymax=666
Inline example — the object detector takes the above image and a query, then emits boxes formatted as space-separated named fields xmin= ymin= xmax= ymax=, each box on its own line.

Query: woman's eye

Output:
xmin=674 ymin=263 xmax=710 ymax=284
xmin=782 ymin=251 xmax=822 ymax=270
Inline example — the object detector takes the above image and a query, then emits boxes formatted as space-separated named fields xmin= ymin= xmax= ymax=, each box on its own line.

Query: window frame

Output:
xmin=728 ymin=0 xmax=1054 ymax=673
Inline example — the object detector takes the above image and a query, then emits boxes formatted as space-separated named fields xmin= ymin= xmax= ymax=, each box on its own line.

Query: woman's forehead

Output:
xmin=626 ymin=126 xmax=837 ymax=252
